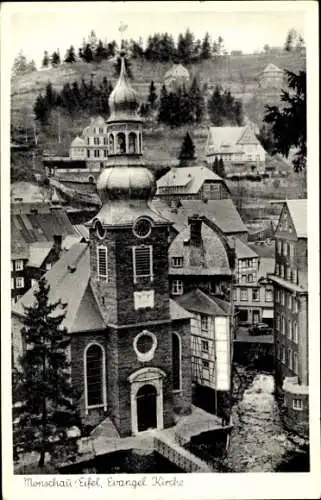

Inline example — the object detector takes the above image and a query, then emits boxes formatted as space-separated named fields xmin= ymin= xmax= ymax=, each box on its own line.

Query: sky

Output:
xmin=6 ymin=2 xmax=307 ymax=67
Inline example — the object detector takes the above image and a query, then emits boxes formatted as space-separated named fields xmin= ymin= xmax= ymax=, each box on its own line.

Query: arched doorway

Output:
xmin=136 ymin=384 xmax=157 ymax=432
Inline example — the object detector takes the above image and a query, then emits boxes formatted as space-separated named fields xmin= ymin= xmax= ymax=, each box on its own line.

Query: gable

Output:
xmin=238 ymin=126 xmax=259 ymax=146
xmin=275 ymin=204 xmax=297 ymax=239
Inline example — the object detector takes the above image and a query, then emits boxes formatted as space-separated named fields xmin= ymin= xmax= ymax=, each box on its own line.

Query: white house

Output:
xmin=206 ymin=125 xmax=266 ymax=176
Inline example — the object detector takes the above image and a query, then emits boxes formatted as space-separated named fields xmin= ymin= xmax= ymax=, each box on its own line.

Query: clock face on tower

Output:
xmin=133 ymin=217 xmax=152 ymax=239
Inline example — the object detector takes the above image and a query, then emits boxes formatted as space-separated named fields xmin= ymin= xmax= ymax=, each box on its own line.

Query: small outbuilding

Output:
xmin=258 ymin=63 xmax=284 ymax=89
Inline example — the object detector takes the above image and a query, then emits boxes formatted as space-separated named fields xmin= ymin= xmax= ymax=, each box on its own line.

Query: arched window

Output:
xmin=172 ymin=332 xmax=182 ymax=391
xmin=84 ymin=343 xmax=106 ymax=412
xmin=128 ymin=132 xmax=137 ymax=154
xmin=116 ymin=132 xmax=126 ymax=154
xmin=109 ymin=134 xmax=114 ymax=154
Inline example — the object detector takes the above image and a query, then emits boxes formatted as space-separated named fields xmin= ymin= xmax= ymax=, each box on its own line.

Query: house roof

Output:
xmin=169 ymin=222 xmax=232 ymax=276
xmin=178 ymin=199 xmax=248 ymax=235
xmin=156 ymin=165 xmax=224 ymax=195
xmin=164 ymin=63 xmax=189 ymax=81
xmin=234 ymin=238 xmax=258 ymax=259
xmin=248 ymin=242 xmax=276 ymax=258
xmin=286 ymin=199 xmax=307 ymax=238
xmin=262 ymin=63 xmax=283 ymax=74
xmin=207 ymin=125 xmax=262 ymax=153
xmin=27 ymin=242 xmax=53 ymax=268
xmin=11 ymin=209 xmax=76 ymax=246
xmin=73 ymin=224 xmax=90 ymax=240
xmin=13 ymin=242 xmax=190 ymax=331
xmin=258 ymin=258 xmax=275 ymax=281
xmin=175 ymin=288 xmax=230 ymax=316
xmin=70 ymin=136 xmax=85 ymax=147
xmin=11 ymin=223 xmax=29 ymax=260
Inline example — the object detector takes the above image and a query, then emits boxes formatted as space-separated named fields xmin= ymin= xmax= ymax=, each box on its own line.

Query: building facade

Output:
xmin=13 ymin=54 xmax=192 ymax=437
xmin=155 ymin=165 xmax=231 ymax=205
xmin=268 ymin=200 xmax=308 ymax=438
xmin=233 ymin=239 xmax=273 ymax=326
xmin=206 ymin=125 xmax=266 ymax=176
xmin=258 ymin=63 xmax=284 ymax=89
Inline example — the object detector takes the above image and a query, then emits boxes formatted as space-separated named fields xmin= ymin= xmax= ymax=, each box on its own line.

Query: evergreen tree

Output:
xmin=130 ymin=38 xmax=144 ymax=59
xmin=45 ymin=82 xmax=57 ymax=108
xmin=13 ymin=278 xmax=80 ymax=467
xmin=83 ymin=44 xmax=94 ymax=63
xmin=212 ymin=157 xmax=220 ymax=174
xmin=64 ymin=45 xmax=76 ymax=63
xmin=179 ymin=85 xmax=194 ymax=124
xmin=178 ymin=132 xmax=196 ymax=165
xmin=177 ymin=29 xmax=194 ymax=63
xmin=256 ymin=124 xmax=275 ymax=154
xmin=208 ymin=85 xmax=225 ymax=125
xmin=189 ymin=77 xmax=204 ymax=123
xmin=284 ymin=29 xmax=295 ymax=52
xmin=33 ymin=94 xmax=50 ymax=124
xmin=148 ymin=81 xmax=157 ymax=109
xmin=51 ymin=50 xmax=61 ymax=67
xmin=264 ymin=70 xmax=306 ymax=171
xmin=12 ymin=51 xmax=36 ymax=76
xmin=200 ymin=32 xmax=211 ymax=60
xmin=95 ymin=40 xmax=108 ymax=62
xmin=158 ymin=84 xmax=169 ymax=123
xmin=42 ymin=51 xmax=50 ymax=68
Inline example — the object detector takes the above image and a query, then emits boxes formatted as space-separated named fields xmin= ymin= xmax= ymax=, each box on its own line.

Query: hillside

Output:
xmin=11 ymin=51 xmax=306 ymax=128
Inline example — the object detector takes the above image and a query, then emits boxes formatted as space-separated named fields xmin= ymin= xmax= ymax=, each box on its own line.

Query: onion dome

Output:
xmin=108 ymin=52 xmax=140 ymax=122
xmin=97 ymin=166 xmax=156 ymax=202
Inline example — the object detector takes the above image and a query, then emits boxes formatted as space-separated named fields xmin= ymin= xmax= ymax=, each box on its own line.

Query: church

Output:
xmin=12 ymin=53 xmax=193 ymax=437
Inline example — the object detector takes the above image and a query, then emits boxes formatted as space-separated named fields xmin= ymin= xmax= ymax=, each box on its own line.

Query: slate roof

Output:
xmin=178 ymin=199 xmax=248 ymax=235
xmin=234 ymin=238 xmax=258 ymax=259
xmin=11 ymin=209 xmax=76 ymax=245
xmin=156 ymin=165 xmax=224 ymax=195
xmin=169 ymin=222 xmax=231 ymax=276
xmin=175 ymin=288 xmax=230 ymax=316
xmin=13 ymin=243 xmax=191 ymax=331
xmin=27 ymin=242 xmax=53 ymax=268
xmin=286 ymin=199 xmax=307 ymax=238
xmin=257 ymin=258 xmax=275 ymax=281
xmin=70 ymin=136 xmax=86 ymax=147
xmin=262 ymin=63 xmax=283 ymax=74
xmin=11 ymin=223 xmax=29 ymax=260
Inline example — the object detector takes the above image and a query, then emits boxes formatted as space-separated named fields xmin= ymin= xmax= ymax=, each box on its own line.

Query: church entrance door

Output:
xmin=136 ymin=384 xmax=157 ymax=432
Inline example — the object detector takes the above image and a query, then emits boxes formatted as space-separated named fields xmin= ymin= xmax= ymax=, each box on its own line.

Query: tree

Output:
xmin=208 ymin=85 xmax=225 ymax=125
xmin=33 ymin=94 xmax=50 ymax=124
xmin=177 ymin=29 xmax=194 ymax=63
xmin=189 ymin=77 xmax=204 ymax=123
xmin=13 ymin=278 xmax=80 ymax=467
xmin=82 ymin=44 xmax=94 ymax=63
xmin=200 ymin=32 xmax=211 ymax=60
xmin=42 ymin=51 xmax=50 ymax=68
xmin=264 ymin=70 xmax=306 ymax=171
xmin=12 ymin=51 xmax=36 ymax=76
xmin=263 ymin=44 xmax=270 ymax=54
xmin=178 ymin=132 xmax=196 ymax=165
xmin=64 ymin=45 xmax=76 ymax=63
xmin=256 ymin=124 xmax=275 ymax=154
xmin=218 ymin=158 xmax=226 ymax=178
xmin=148 ymin=80 xmax=157 ymax=109
xmin=284 ymin=29 xmax=296 ymax=52
xmin=158 ymin=84 xmax=169 ymax=123
xmin=51 ymin=50 xmax=61 ymax=67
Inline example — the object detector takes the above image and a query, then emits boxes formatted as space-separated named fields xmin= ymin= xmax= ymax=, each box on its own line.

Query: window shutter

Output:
xmin=97 ymin=246 xmax=108 ymax=280
xmin=133 ymin=246 xmax=153 ymax=282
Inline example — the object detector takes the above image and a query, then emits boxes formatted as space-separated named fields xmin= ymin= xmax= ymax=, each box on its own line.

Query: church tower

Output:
xmin=86 ymin=53 xmax=192 ymax=436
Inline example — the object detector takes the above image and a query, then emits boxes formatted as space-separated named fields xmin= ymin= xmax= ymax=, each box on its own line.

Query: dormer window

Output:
xmin=132 ymin=245 xmax=153 ymax=283
xmin=171 ymin=257 xmax=183 ymax=268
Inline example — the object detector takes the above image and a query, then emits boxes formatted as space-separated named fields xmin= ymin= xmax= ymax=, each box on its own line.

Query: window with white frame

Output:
xmin=94 ymin=149 xmax=100 ymax=157
xmin=293 ymin=321 xmax=298 ymax=343
xmin=292 ymin=268 xmax=298 ymax=284
xmin=281 ymin=345 xmax=286 ymax=363
xmin=202 ymin=359 xmax=210 ymax=381
xmin=240 ymin=288 xmax=248 ymax=301
xmin=201 ymin=339 xmax=209 ymax=353
xmin=171 ymin=279 xmax=183 ymax=295
xmin=286 ymin=267 xmax=291 ymax=280
xmin=132 ymin=245 xmax=153 ymax=283
xmin=293 ymin=352 xmax=299 ymax=374
xmin=16 ymin=277 xmax=24 ymax=288
xmin=15 ymin=260 xmax=24 ymax=271
xmin=289 ymin=243 xmax=294 ymax=258
xmin=265 ymin=289 xmax=273 ymax=302
xmin=233 ymin=288 xmax=237 ymax=301
xmin=201 ymin=315 xmax=209 ymax=332
xmin=31 ymin=279 xmax=37 ymax=287
xmin=293 ymin=398 xmax=303 ymax=411
xmin=248 ymin=274 xmax=253 ymax=283
xmin=104 ymin=150 xmax=108 ymax=157
xmin=171 ymin=257 xmax=184 ymax=268
xmin=288 ymin=294 xmax=293 ymax=310
xmin=11 ymin=261 xmax=14 ymax=272
xmin=288 ymin=320 xmax=292 ymax=340
xmin=280 ymin=265 xmax=284 ymax=278
xmin=252 ymin=288 xmax=260 ymax=301
xmin=275 ymin=264 xmax=280 ymax=276
xmin=282 ymin=241 xmax=287 ymax=256
xmin=281 ymin=290 xmax=285 ymax=305
xmin=46 ymin=263 xmax=52 ymax=270
xmin=241 ymin=275 xmax=247 ymax=284
xmin=294 ymin=298 xmax=299 ymax=313
xmin=97 ymin=246 xmax=108 ymax=281
xmin=281 ymin=315 xmax=285 ymax=335
xmin=85 ymin=343 xmax=106 ymax=411
xmin=11 ymin=278 xmax=14 ymax=289
xmin=288 ymin=348 xmax=293 ymax=369
xmin=276 ymin=314 xmax=280 ymax=331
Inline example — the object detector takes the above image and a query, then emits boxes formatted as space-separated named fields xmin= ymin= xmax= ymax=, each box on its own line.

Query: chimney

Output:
xmin=188 ymin=214 xmax=203 ymax=247
xmin=53 ymin=234 xmax=62 ymax=257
